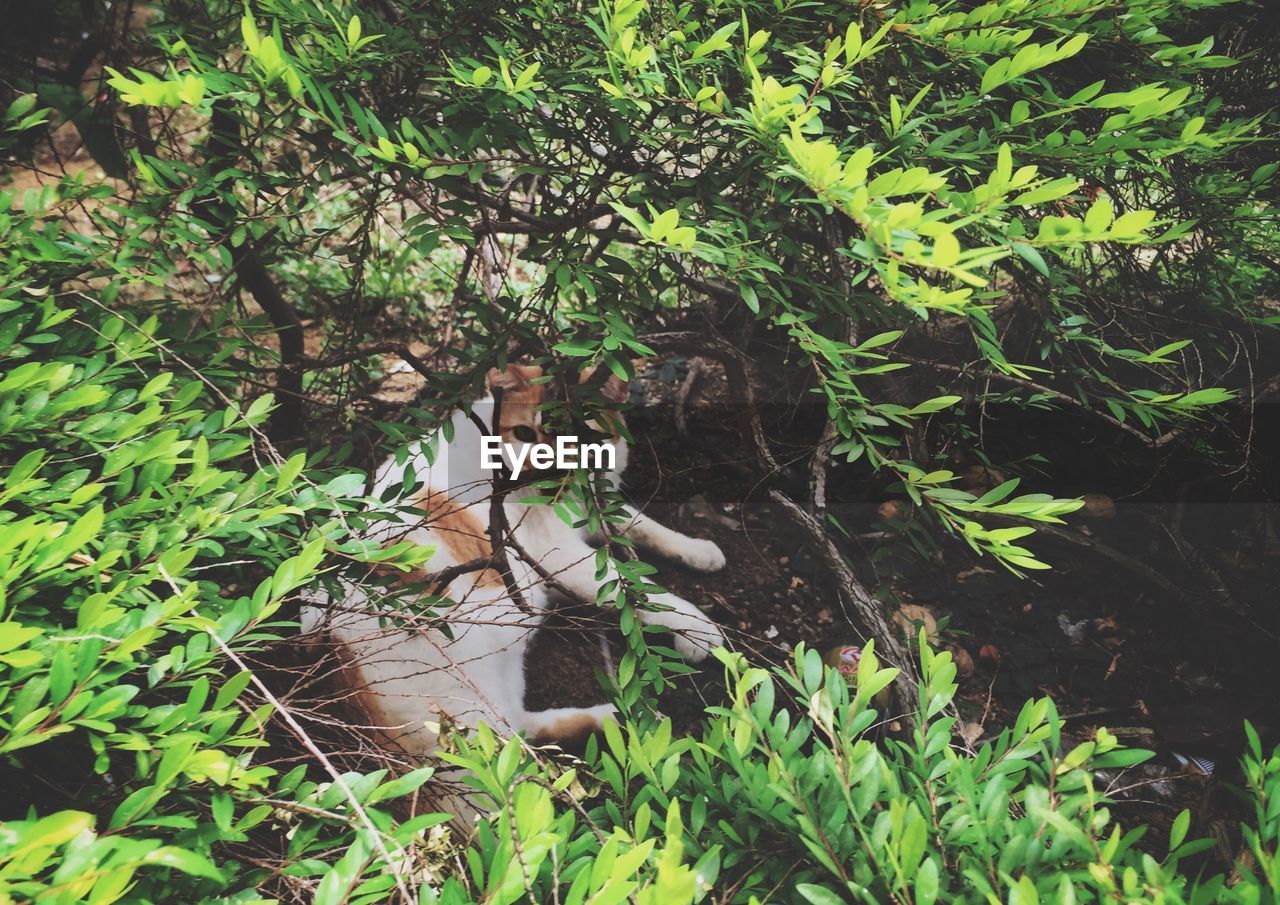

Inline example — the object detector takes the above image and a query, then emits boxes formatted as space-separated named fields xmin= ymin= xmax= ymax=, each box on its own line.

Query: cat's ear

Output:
xmin=487 ymin=363 xmax=542 ymax=390
xmin=487 ymin=366 xmax=523 ymax=390
xmin=600 ymin=374 xmax=630 ymax=403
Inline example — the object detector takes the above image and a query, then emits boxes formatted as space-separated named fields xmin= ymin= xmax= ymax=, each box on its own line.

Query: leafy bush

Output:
xmin=89 ymin=0 xmax=1274 ymax=567
xmin=441 ymin=642 xmax=1280 ymax=904
xmin=0 ymin=102 xmax=445 ymax=902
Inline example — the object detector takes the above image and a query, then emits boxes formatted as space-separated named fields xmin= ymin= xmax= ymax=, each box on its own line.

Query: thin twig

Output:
xmin=901 ymin=355 xmax=1180 ymax=449
xmin=673 ymin=357 xmax=703 ymax=436
xmin=808 ymin=313 xmax=855 ymax=518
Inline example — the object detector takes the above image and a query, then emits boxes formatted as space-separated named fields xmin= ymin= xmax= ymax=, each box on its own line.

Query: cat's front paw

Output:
xmin=679 ymin=538 xmax=726 ymax=573
xmin=645 ymin=596 xmax=725 ymax=662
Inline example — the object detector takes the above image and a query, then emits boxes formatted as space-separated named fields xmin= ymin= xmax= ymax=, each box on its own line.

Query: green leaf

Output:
xmin=141 ymin=846 xmax=225 ymax=880
xmin=797 ymin=883 xmax=847 ymax=905
xmin=980 ymin=59 xmax=1011 ymax=95
xmin=1169 ymin=808 xmax=1191 ymax=852
xmin=314 ymin=866 xmax=349 ymax=905
xmin=1084 ymin=197 xmax=1114 ymax=232
xmin=906 ymin=395 xmax=961 ymax=415
xmin=690 ymin=22 xmax=739 ymax=60
xmin=213 ymin=670 xmax=254 ymax=709
xmin=0 ymin=622 xmax=43 ymax=654
xmin=916 ymin=858 xmax=940 ymax=905
xmin=554 ymin=339 xmax=597 ymax=357
xmin=1011 ymin=242 xmax=1049 ymax=278
xmin=1112 ymin=209 xmax=1156 ymax=238
xmin=855 ymin=331 xmax=903 ymax=352
xmin=14 ymin=810 xmax=94 ymax=855
xmin=932 ymin=232 xmax=960 ymax=268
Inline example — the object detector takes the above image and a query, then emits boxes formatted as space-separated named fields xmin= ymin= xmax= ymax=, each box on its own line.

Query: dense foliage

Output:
xmin=88 ymin=0 xmax=1278 ymax=566
xmin=442 ymin=643 xmax=1280 ymax=905
xmin=0 ymin=100 xmax=447 ymax=901
xmin=1 ymin=0 xmax=1277 ymax=902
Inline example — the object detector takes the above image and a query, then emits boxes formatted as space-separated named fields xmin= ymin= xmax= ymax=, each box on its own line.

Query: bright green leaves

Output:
xmin=1033 ymin=197 xmax=1158 ymax=246
xmin=104 ymin=67 xmax=205 ymax=108
xmin=270 ymin=535 xmax=327 ymax=599
xmin=9 ymin=0 xmax=1274 ymax=901
xmin=497 ymin=57 xmax=543 ymax=95
xmin=842 ymin=19 xmax=896 ymax=67
xmin=779 ymin=129 xmax=844 ymax=190
xmin=779 ymin=127 xmax=994 ymax=310
xmin=599 ymin=0 xmax=657 ymax=96
xmin=1110 ymin=208 xmax=1158 ymax=239
xmin=848 ymin=639 xmax=898 ymax=715
xmin=748 ymin=72 xmax=807 ymax=134
xmin=647 ymin=208 xmax=697 ymax=250
xmin=691 ymin=82 xmax=726 ymax=112
xmin=980 ymin=34 xmax=1089 ymax=94
xmin=658 ymin=639 xmax=1231 ymax=905
xmin=1091 ymin=84 xmax=1192 ymax=133
xmin=4 ymin=93 xmax=50 ymax=134
xmin=441 ymin=724 xmax=701 ymax=905
xmin=777 ymin=119 xmax=1163 ymax=313
xmin=745 ymin=15 xmax=891 ymax=136
xmin=240 ymin=14 xmax=303 ymax=97
xmin=340 ymin=14 xmax=381 ymax=54
xmin=1084 ymin=195 xmax=1115 ymax=232
xmin=931 ymin=231 xmax=961 ymax=268
xmin=1118 ymin=385 xmax=1237 ymax=429
xmin=612 ymin=203 xmax=698 ymax=251
xmin=0 ymin=265 xmax=439 ymax=901
xmin=1009 ymin=176 xmax=1080 ymax=208
xmin=689 ymin=21 xmax=739 ymax=62
xmin=888 ymin=464 xmax=1085 ymax=572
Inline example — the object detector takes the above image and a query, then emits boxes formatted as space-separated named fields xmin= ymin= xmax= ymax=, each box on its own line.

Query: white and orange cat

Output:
xmin=303 ymin=364 xmax=725 ymax=754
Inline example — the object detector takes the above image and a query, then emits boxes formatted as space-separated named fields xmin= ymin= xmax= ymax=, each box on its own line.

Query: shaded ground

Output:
xmin=524 ymin=353 xmax=1280 ymax=865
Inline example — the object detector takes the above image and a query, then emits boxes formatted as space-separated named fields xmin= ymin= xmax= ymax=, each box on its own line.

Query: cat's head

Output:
xmin=485 ymin=363 xmax=632 ymax=476
xmin=486 ymin=363 xmax=550 ymax=449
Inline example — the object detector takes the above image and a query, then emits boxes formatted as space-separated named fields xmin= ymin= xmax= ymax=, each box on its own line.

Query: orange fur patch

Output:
xmin=497 ymin=390 xmax=543 ymax=435
xmin=411 ymin=490 xmax=503 ymax=587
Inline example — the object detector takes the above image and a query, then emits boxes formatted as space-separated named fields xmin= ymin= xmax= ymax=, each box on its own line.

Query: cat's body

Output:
xmin=303 ymin=365 xmax=725 ymax=754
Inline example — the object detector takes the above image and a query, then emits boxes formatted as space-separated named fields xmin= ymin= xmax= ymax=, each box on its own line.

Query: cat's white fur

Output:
xmin=302 ymin=365 xmax=725 ymax=754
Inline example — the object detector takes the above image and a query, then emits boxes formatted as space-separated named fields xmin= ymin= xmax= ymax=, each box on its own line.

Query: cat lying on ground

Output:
xmin=302 ymin=363 xmax=726 ymax=754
